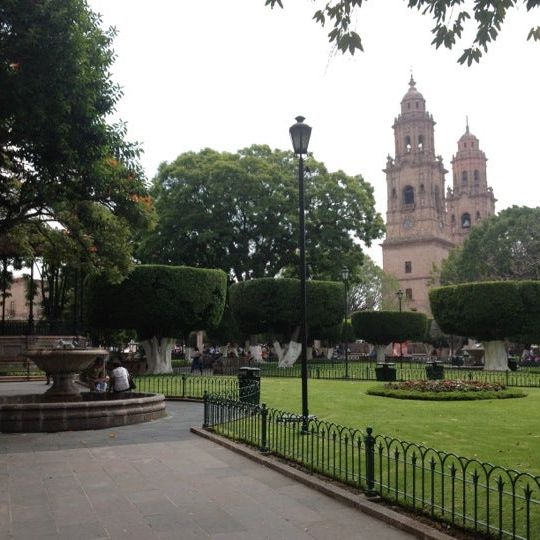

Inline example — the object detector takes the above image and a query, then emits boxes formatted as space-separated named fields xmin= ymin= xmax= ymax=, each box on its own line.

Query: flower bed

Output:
xmin=367 ymin=379 xmax=526 ymax=400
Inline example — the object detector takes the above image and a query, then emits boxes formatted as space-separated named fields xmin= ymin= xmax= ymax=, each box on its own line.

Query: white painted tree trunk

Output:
xmin=273 ymin=341 xmax=285 ymax=365
xmin=249 ymin=345 xmax=263 ymax=363
xmin=483 ymin=340 xmax=508 ymax=371
xmin=142 ymin=337 xmax=175 ymax=374
xmin=375 ymin=344 xmax=386 ymax=363
xmin=325 ymin=347 xmax=334 ymax=360
xmin=281 ymin=341 xmax=301 ymax=367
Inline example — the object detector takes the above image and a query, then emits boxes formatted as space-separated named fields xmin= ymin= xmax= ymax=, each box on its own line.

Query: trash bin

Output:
xmin=238 ymin=367 xmax=260 ymax=404
xmin=375 ymin=362 xmax=396 ymax=381
xmin=426 ymin=361 xmax=444 ymax=380
xmin=451 ymin=356 xmax=464 ymax=367
xmin=507 ymin=358 xmax=518 ymax=372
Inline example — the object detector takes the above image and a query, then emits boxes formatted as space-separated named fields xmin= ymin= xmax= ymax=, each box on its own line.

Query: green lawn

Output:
xmin=261 ymin=378 xmax=540 ymax=475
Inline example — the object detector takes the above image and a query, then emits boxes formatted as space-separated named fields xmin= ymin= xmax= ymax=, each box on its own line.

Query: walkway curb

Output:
xmin=191 ymin=426 xmax=455 ymax=540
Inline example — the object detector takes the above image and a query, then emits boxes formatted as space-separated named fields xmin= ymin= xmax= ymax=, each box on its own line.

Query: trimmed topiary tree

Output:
xmin=429 ymin=280 xmax=540 ymax=371
xmin=86 ymin=265 xmax=227 ymax=373
xmin=229 ymin=278 xmax=344 ymax=366
xmin=351 ymin=311 xmax=428 ymax=363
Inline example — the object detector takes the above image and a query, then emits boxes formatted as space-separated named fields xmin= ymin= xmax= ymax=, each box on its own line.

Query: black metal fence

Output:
xmin=203 ymin=393 xmax=540 ymax=540
xmin=0 ymin=320 xmax=75 ymax=336
xmin=134 ymin=374 xmax=239 ymax=399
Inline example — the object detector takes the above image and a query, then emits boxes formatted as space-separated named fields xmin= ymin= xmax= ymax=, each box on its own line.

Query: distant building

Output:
xmin=382 ymin=77 xmax=496 ymax=314
xmin=1 ymin=277 xmax=42 ymax=321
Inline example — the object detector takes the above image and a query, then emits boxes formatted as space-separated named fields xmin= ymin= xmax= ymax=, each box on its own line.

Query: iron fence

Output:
xmin=134 ymin=374 xmax=239 ymax=399
xmin=203 ymin=393 xmax=540 ymax=540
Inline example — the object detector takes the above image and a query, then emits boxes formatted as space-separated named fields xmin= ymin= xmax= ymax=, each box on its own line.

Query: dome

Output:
xmin=400 ymin=75 xmax=426 ymax=112
xmin=457 ymin=119 xmax=481 ymax=152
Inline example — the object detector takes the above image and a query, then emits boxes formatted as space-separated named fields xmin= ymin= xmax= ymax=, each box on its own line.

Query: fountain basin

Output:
xmin=0 ymin=392 xmax=167 ymax=432
xmin=23 ymin=348 xmax=109 ymax=402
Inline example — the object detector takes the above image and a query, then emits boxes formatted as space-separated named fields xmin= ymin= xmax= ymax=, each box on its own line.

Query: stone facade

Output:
xmin=382 ymin=77 xmax=496 ymax=314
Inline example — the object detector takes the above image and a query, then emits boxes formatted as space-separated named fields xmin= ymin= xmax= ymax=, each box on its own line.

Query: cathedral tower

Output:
xmin=382 ymin=77 xmax=454 ymax=313
xmin=446 ymin=122 xmax=496 ymax=241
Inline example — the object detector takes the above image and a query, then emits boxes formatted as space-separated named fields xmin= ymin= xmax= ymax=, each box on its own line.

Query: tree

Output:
xmin=429 ymin=281 xmax=540 ymax=370
xmin=0 ymin=0 xmax=154 ymax=277
xmin=85 ymin=265 xmax=227 ymax=373
xmin=351 ymin=311 xmax=428 ymax=362
xmin=229 ymin=278 xmax=344 ymax=366
xmin=265 ymin=1 xmax=540 ymax=65
xmin=348 ymin=256 xmax=400 ymax=312
xmin=137 ymin=145 xmax=384 ymax=282
xmin=440 ymin=206 xmax=540 ymax=285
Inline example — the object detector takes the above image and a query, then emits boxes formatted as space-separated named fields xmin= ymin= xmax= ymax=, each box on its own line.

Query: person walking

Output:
xmin=190 ymin=346 xmax=203 ymax=375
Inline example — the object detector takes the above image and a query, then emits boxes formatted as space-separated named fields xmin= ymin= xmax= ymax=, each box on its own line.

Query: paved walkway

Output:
xmin=0 ymin=382 xmax=414 ymax=540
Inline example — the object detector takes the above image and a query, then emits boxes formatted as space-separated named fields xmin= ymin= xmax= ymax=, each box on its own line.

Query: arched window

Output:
xmin=473 ymin=170 xmax=480 ymax=183
xmin=461 ymin=213 xmax=471 ymax=229
xmin=451 ymin=214 xmax=456 ymax=224
xmin=405 ymin=288 xmax=413 ymax=300
xmin=419 ymin=183 xmax=425 ymax=193
xmin=461 ymin=171 xmax=468 ymax=186
xmin=391 ymin=188 xmax=397 ymax=198
xmin=403 ymin=186 xmax=414 ymax=205
xmin=405 ymin=136 xmax=411 ymax=152
xmin=476 ymin=211 xmax=481 ymax=221
xmin=417 ymin=135 xmax=424 ymax=151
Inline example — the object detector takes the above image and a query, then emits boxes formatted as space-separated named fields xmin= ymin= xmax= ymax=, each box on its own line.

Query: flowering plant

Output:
xmin=384 ymin=380 xmax=506 ymax=393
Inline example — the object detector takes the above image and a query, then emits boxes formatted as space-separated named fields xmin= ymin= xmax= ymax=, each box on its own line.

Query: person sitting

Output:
xmin=109 ymin=360 xmax=130 ymax=392
xmin=87 ymin=357 xmax=108 ymax=392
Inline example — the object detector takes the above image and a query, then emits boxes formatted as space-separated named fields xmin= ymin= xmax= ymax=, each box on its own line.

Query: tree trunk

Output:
xmin=483 ymin=340 xmax=508 ymax=371
xmin=325 ymin=347 xmax=333 ymax=360
xmin=142 ymin=337 xmax=175 ymax=374
xmin=375 ymin=344 xmax=386 ymax=363
xmin=280 ymin=341 xmax=301 ymax=367
xmin=273 ymin=341 xmax=284 ymax=364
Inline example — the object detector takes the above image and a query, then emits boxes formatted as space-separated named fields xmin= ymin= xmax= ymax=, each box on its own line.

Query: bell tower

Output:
xmin=382 ymin=77 xmax=454 ymax=314
xmin=446 ymin=121 xmax=496 ymax=242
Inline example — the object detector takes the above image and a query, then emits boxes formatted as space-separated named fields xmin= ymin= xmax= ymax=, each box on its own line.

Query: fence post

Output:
xmin=203 ymin=391 xmax=209 ymax=428
xmin=182 ymin=374 xmax=186 ymax=398
xmin=364 ymin=426 xmax=377 ymax=497
xmin=260 ymin=403 xmax=269 ymax=453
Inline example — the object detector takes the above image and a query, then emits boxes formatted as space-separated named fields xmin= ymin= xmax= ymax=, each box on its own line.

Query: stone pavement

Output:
xmin=0 ymin=382 xmax=414 ymax=540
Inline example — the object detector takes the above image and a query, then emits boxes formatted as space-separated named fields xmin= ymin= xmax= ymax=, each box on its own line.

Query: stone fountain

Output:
xmin=0 ymin=340 xmax=166 ymax=433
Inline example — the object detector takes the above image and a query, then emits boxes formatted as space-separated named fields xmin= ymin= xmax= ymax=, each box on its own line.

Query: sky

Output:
xmin=89 ymin=0 xmax=540 ymax=265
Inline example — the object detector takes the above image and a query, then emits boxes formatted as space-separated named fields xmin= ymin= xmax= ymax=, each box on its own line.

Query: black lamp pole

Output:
xmin=289 ymin=115 xmax=312 ymax=433
xmin=341 ymin=266 xmax=350 ymax=379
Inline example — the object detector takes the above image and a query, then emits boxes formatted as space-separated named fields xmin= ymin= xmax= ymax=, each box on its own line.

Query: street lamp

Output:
xmin=340 ymin=265 xmax=350 ymax=379
xmin=396 ymin=289 xmax=403 ymax=312
xmin=289 ymin=115 xmax=312 ymax=433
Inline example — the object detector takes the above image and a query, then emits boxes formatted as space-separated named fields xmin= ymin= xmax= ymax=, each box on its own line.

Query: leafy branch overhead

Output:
xmin=265 ymin=0 xmax=540 ymax=65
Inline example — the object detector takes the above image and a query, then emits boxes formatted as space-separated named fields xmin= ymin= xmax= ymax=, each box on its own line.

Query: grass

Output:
xmin=260 ymin=378 xmax=540 ymax=475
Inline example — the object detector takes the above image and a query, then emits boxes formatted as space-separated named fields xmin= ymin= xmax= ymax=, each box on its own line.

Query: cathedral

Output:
xmin=382 ymin=77 xmax=496 ymax=314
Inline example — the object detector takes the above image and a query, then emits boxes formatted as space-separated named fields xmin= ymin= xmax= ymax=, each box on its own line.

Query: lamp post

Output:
xmin=396 ymin=289 xmax=404 ymax=365
xmin=396 ymin=289 xmax=403 ymax=312
xmin=289 ymin=115 xmax=312 ymax=433
xmin=341 ymin=265 xmax=350 ymax=379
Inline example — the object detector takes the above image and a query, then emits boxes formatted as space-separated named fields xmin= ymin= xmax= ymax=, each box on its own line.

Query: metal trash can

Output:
xmin=238 ymin=367 xmax=260 ymax=404
xmin=375 ymin=362 xmax=396 ymax=381
xmin=426 ymin=361 xmax=444 ymax=380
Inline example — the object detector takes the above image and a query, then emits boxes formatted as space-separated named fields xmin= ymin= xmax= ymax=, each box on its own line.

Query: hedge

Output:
xmin=229 ymin=278 xmax=344 ymax=339
xmin=350 ymin=311 xmax=428 ymax=345
xmin=85 ymin=265 xmax=227 ymax=339
xmin=429 ymin=280 xmax=540 ymax=342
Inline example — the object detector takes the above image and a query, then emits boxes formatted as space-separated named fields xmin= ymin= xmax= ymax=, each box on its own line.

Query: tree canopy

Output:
xmin=440 ymin=206 xmax=540 ymax=284
xmin=137 ymin=145 xmax=384 ymax=282
xmin=229 ymin=278 xmax=344 ymax=340
xmin=0 ymin=0 xmax=154 ymax=278
xmin=265 ymin=1 xmax=540 ymax=65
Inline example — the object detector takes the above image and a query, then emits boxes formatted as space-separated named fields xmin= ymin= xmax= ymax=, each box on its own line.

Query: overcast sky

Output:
xmin=89 ymin=0 xmax=540 ymax=265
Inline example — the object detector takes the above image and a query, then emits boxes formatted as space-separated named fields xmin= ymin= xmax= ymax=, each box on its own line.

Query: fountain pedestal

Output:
xmin=24 ymin=349 xmax=109 ymax=402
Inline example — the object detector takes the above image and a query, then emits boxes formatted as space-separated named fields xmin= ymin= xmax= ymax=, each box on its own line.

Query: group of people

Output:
xmin=86 ymin=357 xmax=133 ymax=393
